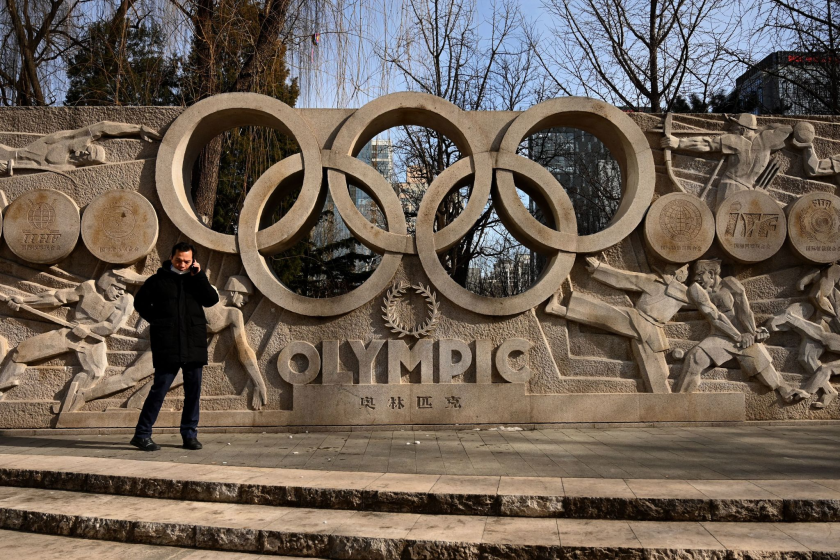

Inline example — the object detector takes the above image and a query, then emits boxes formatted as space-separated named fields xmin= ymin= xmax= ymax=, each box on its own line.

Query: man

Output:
xmin=130 ymin=242 xmax=219 ymax=452
xmin=0 ymin=271 xmax=133 ymax=407
xmin=674 ymin=259 xmax=808 ymax=402
xmin=69 ymin=275 xmax=268 ymax=412
xmin=660 ymin=113 xmax=792 ymax=209
xmin=0 ymin=121 xmax=160 ymax=176
xmin=545 ymin=256 xmax=689 ymax=393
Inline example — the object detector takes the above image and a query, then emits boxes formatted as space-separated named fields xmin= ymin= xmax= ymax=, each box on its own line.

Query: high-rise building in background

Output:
xmin=527 ymin=128 xmax=622 ymax=236
xmin=736 ymin=51 xmax=836 ymax=115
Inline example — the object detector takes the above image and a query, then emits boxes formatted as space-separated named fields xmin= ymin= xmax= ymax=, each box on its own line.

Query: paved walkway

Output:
xmin=1 ymin=424 xmax=839 ymax=479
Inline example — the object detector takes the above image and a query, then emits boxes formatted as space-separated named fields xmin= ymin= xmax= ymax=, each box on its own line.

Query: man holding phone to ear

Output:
xmin=130 ymin=242 xmax=219 ymax=451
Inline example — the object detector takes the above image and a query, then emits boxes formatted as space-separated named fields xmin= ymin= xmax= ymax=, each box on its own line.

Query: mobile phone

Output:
xmin=189 ymin=261 xmax=198 ymax=274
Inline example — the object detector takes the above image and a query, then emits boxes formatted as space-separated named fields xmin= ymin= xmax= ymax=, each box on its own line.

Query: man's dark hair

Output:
xmin=171 ymin=242 xmax=196 ymax=257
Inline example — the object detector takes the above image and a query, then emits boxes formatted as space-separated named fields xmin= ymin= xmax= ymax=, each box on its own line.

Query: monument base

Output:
xmin=53 ymin=389 xmax=745 ymax=428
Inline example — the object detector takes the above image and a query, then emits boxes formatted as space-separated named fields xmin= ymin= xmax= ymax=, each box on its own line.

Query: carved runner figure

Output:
xmin=0 ymin=271 xmax=133 ymax=406
xmin=674 ymin=259 xmax=808 ymax=402
xmin=0 ymin=121 xmax=160 ymax=175
xmin=66 ymin=275 xmax=268 ymax=412
xmin=660 ymin=114 xmax=792 ymax=209
xmin=545 ymin=256 xmax=689 ymax=393
xmin=765 ymin=263 xmax=840 ymax=408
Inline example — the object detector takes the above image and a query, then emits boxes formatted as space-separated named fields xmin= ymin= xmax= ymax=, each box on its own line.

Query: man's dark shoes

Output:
xmin=183 ymin=438 xmax=203 ymax=450
xmin=130 ymin=436 xmax=160 ymax=451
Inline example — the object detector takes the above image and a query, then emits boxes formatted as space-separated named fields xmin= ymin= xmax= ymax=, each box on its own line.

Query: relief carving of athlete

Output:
xmin=546 ymin=256 xmax=689 ymax=393
xmin=660 ymin=114 xmax=792 ymax=209
xmin=0 ymin=271 xmax=133 ymax=407
xmin=0 ymin=121 xmax=160 ymax=176
xmin=675 ymin=259 xmax=808 ymax=402
xmin=65 ymin=275 xmax=268 ymax=412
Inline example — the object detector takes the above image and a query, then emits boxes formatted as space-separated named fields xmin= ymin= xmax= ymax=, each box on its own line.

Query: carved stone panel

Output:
xmin=787 ymin=192 xmax=840 ymax=263
xmin=715 ymin=190 xmax=786 ymax=263
xmin=81 ymin=190 xmax=159 ymax=264
xmin=644 ymin=192 xmax=715 ymax=263
xmin=2 ymin=189 xmax=80 ymax=263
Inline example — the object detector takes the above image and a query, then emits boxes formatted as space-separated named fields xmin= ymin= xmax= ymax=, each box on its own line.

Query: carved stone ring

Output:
xmin=155 ymin=92 xmax=655 ymax=317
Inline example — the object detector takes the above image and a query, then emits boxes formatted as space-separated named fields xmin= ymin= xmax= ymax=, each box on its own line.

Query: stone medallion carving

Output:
xmin=81 ymin=190 xmax=159 ymax=264
xmin=3 ymin=189 xmax=80 ymax=263
xmin=715 ymin=190 xmax=786 ymax=263
xmin=381 ymin=281 xmax=440 ymax=338
xmin=788 ymin=192 xmax=840 ymax=263
xmin=644 ymin=192 xmax=714 ymax=263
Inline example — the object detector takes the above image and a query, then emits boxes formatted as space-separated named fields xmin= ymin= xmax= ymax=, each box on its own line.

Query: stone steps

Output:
xmin=1 ymin=455 xmax=838 ymax=524
xmin=0 ymin=527 xmax=299 ymax=558
xmin=0 ymin=485 xmax=837 ymax=558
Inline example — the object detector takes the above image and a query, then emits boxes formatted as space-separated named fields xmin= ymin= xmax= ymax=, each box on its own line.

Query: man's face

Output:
xmin=695 ymin=268 xmax=718 ymax=289
xmin=105 ymin=282 xmax=126 ymax=301
xmin=230 ymin=291 xmax=249 ymax=308
xmin=171 ymin=250 xmax=193 ymax=272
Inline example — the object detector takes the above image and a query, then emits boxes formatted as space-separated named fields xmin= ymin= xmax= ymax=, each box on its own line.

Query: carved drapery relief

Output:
xmin=0 ymin=95 xmax=839 ymax=428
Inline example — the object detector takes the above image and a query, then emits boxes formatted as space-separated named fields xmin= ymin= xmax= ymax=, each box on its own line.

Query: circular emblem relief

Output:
xmin=3 ymin=189 xmax=80 ymax=264
xmin=715 ymin=190 xmax=786 ymax=263
xmin=81 ymin=190 xmax=159 ymax=264
xmin=644 ymin=192 xmax=714 ymax=263
xmin=788 ymin=191 xmax=840 ymax=263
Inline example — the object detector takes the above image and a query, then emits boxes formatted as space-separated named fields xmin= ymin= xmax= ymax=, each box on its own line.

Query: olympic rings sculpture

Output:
xmin=156 ymin=92 xmax=655 ymax=317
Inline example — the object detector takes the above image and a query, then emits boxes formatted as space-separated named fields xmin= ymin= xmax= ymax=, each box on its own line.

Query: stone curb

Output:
xmin=1 ymin=467 xmax=838 ymax=523
xmin=3 ymin=419 xmax=840 ymax=436
xmin=0 ymin=507 xmax=835 ymax=559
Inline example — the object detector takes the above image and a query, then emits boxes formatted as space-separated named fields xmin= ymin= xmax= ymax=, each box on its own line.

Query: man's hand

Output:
xmin=584 ymin=256 xmax=600 ymax=273
xmin=660 ymin=135 xmax=679 ymax=150
xmin=71 ymin=324 xmax=90 ymax=339
xmin=190 ymin=260 xmax=201 ymax=275
xmin=738 ymin=332 xmax=756 ymax=349
xmin=139 ymin=126 xmax=162 ymax=143
xmin=755 ymin=327 xmax=770 ymax=343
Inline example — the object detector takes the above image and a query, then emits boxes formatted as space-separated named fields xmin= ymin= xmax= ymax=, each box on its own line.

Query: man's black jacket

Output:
xmin=134 ymin=266 xmax=220 ymax=368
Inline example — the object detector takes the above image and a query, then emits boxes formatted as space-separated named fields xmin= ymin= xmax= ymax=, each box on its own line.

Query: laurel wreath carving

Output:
xmin=381 ymin=281 xmax=441 ymax=338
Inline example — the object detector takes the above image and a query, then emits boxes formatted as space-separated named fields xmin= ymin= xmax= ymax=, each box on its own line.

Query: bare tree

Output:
xmin=535 ymin=0 xmax=742 ymax=112
xmin=0 ymin=0 xmax=88 ymax=105
xmin=745 ymin=0 xmax=840 ymax=114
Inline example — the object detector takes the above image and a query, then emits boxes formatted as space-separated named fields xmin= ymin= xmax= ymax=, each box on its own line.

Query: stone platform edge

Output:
xmin=51 ymin=392 xmax=746 ymax=429
xmin=1 ymin=454 xmax=838 ymax=523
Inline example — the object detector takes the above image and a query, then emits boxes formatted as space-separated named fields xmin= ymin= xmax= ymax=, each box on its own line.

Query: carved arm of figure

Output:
xmin=661 ymin=135 xmax=721 ymax=153
xmin=689 ymin=283 xmax=746 ymax=346
xmin=726 ymin=277 xmax=769 ymax=345
xmin=85 ymin=122 xmax=161 ymax=143
xmin=7 ymin=287 xmax=80 ymax=311
xmin=792 ymin=123 xmax=840 ymax=177
xmin=585 ymin=256 xmax=658 ymax=294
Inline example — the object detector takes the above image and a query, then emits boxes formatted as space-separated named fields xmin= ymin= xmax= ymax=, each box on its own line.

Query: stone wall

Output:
xmin=0 ymin=94 xmax=837 ymax=429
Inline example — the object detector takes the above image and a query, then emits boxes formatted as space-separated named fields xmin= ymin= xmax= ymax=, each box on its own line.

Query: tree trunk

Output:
xmin=193 ymin=135 xmax=223 ymax=223
xmin=187 ymin=0 xmax=220 ymax=224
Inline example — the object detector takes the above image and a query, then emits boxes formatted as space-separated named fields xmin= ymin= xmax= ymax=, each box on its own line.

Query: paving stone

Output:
xmin=628 ymin=521 xmax=725 ymax=550
xmin=774 ymin=522 xmax=840 ymax=552
xmin=556 ymin=518 xmax=641 ymax=548
xmin=481 ymin=517 xmax=560 ymax=546
xmin=702 ymin=521 xmax=811 ymax=551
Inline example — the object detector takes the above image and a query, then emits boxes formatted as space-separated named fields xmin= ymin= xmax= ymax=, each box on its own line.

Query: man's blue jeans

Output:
xmin=134 ymin=363 xmax=203 ymax=439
